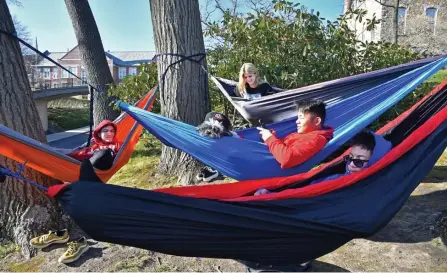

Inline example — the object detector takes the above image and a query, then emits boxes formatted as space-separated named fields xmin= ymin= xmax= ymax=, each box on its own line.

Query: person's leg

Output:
xmin=89 ymin=149 xmax=114 ymax=170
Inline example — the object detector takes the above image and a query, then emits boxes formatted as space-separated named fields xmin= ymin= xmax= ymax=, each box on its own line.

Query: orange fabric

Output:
xmin=264 ymin=127 xmax=334 ymax=168
xmin=0 ymin=89 xmax=156 ymax=183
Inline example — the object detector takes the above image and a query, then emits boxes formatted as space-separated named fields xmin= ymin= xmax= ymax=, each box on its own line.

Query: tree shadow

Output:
xmin=423 ymin=166 xmax=447 ymax=183
xmin=309 ymin=260 xmax=350 ymax=272
xmin=65 ymin=246 xmax=103 ymax=267
xmin=368 ymin=188 xmax=447 ymax=244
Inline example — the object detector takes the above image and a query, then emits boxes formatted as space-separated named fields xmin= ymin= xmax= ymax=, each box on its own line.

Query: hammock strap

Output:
xmin=152 ymin=53 xmax=208 ymax=104
xmin=0 ymin=163 xmax=48 ymax=192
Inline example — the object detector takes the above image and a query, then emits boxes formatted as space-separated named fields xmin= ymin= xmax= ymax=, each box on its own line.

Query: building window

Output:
xmin=426 ymin=7 xmax=437 ymax=34
xmin=81 ymin=67 xmax=87 ymax=84
xmin=43 ymin=68 xmax=50 ymax=79
xmin=52 ymin=71 xmax=58 ymax=79
xmin=129 ymin=67 xmax=137 ymax=76
xmin=397 ymin=7 xmax=407 ymax=35
xmin=69 ymin=66 xmax=78 ymax=78
xmin=119 ymin=67 xmax=127 ymax=79
xmin=62 ymin=68 xmax=69 ymax=78
xmin=52 ymin=83 xmax=59 ymax=88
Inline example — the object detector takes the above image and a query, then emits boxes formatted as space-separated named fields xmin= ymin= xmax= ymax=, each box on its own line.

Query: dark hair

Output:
xmin=295 ymin=99 xmax=326 ymax=124
xmin=350 ymin=131 xmax=376 ymax=152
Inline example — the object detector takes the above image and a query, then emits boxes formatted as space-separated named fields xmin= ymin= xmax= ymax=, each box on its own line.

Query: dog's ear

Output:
xmin=79 ymin=159 xmax=103 ymax=183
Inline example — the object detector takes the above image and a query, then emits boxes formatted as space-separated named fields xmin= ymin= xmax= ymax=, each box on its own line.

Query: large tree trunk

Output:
xmin=0 ymin=0 xmax=65 ymax=258
xmin=65 ymin=0 xmax=118 ymax=127
xmin=150 ymin=0 xmax=210 ymax=185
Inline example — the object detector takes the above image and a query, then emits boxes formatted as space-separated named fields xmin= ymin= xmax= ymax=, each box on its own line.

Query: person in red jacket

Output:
xmin=257 ymin=99 xmax=334 ymax=169
xmin=67 ymin=120 xmax=122 ymax=170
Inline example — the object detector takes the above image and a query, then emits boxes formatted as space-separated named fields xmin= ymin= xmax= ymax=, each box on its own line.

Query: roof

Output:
xmin=105 ymin=51 xmax=155 ymax=66
xmin=35 ymin=52 xmax=67 ymax=67
xmin=35 ymin=46 xmax=156 ymax=67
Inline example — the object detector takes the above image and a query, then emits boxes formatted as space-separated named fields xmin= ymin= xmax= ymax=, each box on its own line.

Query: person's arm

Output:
xmin=265 ymin=135 xmax=328 ymax=169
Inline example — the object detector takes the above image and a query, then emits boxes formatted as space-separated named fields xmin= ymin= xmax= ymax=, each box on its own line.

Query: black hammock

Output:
xmin=40 ymin=79 xmax=447 ymax=265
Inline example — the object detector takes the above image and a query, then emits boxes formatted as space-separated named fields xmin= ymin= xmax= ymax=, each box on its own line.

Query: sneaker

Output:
xmin=195 ymin=168 xmax=205 ymax=183
xmin=29 ymin=229 xmax=69 ymax=249
xmin=58 ymin=237 xmax=89 ymax=264
xmin=202 ymin=166 xmax=219 ymax=182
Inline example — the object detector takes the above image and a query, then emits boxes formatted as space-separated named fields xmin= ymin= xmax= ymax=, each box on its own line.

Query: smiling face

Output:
xmin=296 ymin=111 xmax=322 ymax=133
xmin=346 ymin=145 xmax=372 ymax=173
xmin=244 ymin=72 xmax=257 ymax=86
xmin=100 ymin=125 xmax=116 ymax=143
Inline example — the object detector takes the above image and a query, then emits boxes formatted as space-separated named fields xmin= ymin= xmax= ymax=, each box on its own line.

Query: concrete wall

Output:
xmin=348 ymin=0 xmax=383 ymax=43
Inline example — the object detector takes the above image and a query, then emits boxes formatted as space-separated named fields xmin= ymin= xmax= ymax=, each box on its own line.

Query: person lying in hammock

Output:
xmin=195 ymin=112 xmax=240 ymax=182
xmin=53 ymin=120 xmax=122 ymax=170
xmin=257 ymin=99 xmax=334 ymax=169
xmin=254 ymin=130 xmax=392 ymax=195
xmin=234 ymin=63 xmax=275 ymax=100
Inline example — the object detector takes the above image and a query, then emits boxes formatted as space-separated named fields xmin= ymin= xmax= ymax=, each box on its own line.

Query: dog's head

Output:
xmin=197 ymin=119 xmax=232 ymax=139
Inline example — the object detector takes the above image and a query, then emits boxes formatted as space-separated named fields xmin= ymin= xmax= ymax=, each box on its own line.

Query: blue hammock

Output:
xmin=118 ymin=57 xmax=447 ymax=181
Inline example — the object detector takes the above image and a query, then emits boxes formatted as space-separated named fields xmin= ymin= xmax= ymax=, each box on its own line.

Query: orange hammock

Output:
xmin=0 ymin=88 xmax=156 ymax=183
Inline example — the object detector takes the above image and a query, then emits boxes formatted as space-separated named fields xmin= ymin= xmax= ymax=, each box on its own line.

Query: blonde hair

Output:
xmin=236 ymin=63 xmax=262 ymax=96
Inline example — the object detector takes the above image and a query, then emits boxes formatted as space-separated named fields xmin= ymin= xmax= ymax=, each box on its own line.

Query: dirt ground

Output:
xmin=1 ymin=167 xmax=446 ymax=272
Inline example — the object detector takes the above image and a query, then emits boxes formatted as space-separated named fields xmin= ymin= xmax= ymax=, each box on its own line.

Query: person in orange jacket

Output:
xmin=67 ymin=120 xmax=122 ymax=170
xmin=257 ymin=99 xmax=334 ymax=169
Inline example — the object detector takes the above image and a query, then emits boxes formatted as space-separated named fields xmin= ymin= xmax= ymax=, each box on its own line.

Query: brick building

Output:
xmin=33 ymin=45 xmax=155 ymax=90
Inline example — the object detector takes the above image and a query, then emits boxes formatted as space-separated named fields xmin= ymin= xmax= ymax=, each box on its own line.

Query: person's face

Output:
xmin=100 ymin=125 xmax=115 ymax=143
xmin=296 ymin=111 xmax=321 ymax=133
xmin=346 ymin=145 xmax=372 ymax=173
xmin=244 ymin=72 xmax=256 ymax=86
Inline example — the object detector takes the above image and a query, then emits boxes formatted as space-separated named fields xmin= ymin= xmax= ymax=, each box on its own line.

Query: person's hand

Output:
xmin=257 ymin=127 xmax=273 ymax=142
xmin=254 ymin=188 xmax=271 ymax=196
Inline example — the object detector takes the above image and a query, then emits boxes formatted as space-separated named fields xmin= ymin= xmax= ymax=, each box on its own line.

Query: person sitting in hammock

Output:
xmin=234 ymin=63 xmax=275 ymax=100
xmin=254 ymin=130 xmax=392 ymax=195
xmin=64 ymin=120 xmax=122 ymax=170
xmin=257 ymin=99 xmax=334 ymax=169
xmin=195 ymin=112 xmax=240 ymax=182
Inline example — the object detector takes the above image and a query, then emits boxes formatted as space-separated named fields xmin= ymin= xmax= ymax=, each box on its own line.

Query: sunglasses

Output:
xmin=344 ymin=155 xmax=369 ymax=168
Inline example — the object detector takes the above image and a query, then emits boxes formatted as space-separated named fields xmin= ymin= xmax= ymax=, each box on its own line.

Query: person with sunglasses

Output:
xmin=234 ymin=63 xmax=275 ymax=100
xmin=254 ymin=130 xmax=392 ymax=196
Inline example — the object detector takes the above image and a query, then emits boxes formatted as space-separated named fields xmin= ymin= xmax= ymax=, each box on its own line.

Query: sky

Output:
xmin=8 ymin=0 xmax=345 ymax=53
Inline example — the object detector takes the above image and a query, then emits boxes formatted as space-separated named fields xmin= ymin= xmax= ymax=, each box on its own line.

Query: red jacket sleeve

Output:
xmin=264 ymin=134 xmax=328 ymax=169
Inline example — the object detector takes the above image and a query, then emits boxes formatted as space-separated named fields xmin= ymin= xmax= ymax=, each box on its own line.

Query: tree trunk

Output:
xmin=343 ymin=0 xmax=353 ymax=14
xmin=150 ymin=0 xmax=210 ymax=185
xmin=64 ymin=0 xmax=118 ymax=127
xmin=393 ymin=0 xmax=399 ymax=44
xmin=0 ymin=0 xmax=65 ymax=258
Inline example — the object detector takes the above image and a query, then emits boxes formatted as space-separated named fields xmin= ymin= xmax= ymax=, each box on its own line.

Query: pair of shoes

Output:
xmin=29 ymin=230 xmax=89 ymax=264
xmin=195 ymin=166 xmax=219 ymax=182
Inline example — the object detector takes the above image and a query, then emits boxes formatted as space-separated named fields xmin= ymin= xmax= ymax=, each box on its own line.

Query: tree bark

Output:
xmin=150 ymin=0 xmax=210 ymax=185
xmin=64 ymin=0 xmax=118 ymax=127
xmin=0 ymin=0 xmax=65 ymax=258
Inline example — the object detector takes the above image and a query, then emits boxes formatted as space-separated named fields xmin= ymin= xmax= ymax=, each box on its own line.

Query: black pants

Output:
xmin=89 ymin=149 xmax=114 ymax=170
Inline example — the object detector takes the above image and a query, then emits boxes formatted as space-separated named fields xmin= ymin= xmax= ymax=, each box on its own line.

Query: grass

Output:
xmin=0 ymin=243 xmax=20 ymax=259
xmin=427 ymin=69 xmax=447 ymax=84
xmin=47 ymin=108 xmax=90 ymax=131
xmin=8 ymin=257 xmax=45 ymax=272
xmin=108 ymin=134 xmax=178 ymax=190
xmin=110 ymin=255 xmax=154 ymax=272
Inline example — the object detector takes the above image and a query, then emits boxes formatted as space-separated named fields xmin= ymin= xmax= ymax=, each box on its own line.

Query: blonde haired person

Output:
xmin=234 ymin=63 xmax=274 ymax=100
